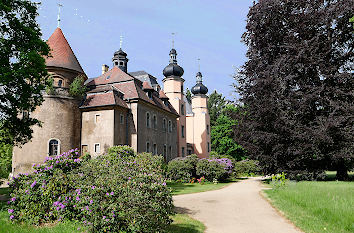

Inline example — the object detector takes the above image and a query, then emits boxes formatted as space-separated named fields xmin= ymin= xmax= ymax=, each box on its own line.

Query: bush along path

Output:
xmin=173 ymin=177 xmax=303 ymax=233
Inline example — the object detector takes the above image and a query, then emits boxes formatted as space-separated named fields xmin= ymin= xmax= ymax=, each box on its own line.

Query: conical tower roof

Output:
xmin=45 ymin=28 xmax=85 ymax=74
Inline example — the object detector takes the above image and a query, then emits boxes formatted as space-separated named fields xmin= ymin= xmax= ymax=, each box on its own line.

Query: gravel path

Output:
xmin=173 ymin=177 xmax=303 ymax=233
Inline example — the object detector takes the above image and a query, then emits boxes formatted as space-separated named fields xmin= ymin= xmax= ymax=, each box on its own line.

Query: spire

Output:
xmin=120 ymin=35 xmax=123 ymax=49
xmin=171 ymin=32 xmax=175 ymax=49
xmin=57 ymin=3 xmax=63 ymax=28
xmin=191 ymin=60 xmax=208 ymax=95
xmin=196 ymin=58 xmax=202 ymax=83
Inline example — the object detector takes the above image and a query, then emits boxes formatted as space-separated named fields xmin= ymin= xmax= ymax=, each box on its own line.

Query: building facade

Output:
xmin=12 ymin=27 xmax=210 ymax=175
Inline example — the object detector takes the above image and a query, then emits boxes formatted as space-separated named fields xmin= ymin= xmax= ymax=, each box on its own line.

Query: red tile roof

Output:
xmin=159 ymin=90 xmax=169 ymax=100
xmin=45 ymin=28 xmax=85 ymax=74
xmin=80 ymin=89 xmax=128 ymax=109
xmin=86 ymin=66 xmax=134 ymax=86
xmin=142 ymin=81 xmax=154 ymax=90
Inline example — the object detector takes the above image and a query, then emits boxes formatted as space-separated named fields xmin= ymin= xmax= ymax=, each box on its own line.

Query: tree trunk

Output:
xmin=336 ymin=164 xmax=349 ymax=181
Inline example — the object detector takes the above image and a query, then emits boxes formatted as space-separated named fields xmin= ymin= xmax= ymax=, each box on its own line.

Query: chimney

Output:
xmin=101 ymin=64 xmax=109 ymax=75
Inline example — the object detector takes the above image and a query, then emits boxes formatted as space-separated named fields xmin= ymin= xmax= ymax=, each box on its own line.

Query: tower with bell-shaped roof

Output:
xmin=162 ymin=37 xmax=187 ymax=157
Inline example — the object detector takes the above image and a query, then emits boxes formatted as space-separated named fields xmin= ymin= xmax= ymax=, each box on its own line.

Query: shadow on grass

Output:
xmin=168 ymin=224 xmax=202 ymax=233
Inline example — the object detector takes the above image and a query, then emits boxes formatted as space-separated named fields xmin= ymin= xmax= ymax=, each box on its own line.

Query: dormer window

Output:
xmin=147 ymin=91 xmax=152 ymax=99
xmin=119 ymin=61 xmax=124 ymax=66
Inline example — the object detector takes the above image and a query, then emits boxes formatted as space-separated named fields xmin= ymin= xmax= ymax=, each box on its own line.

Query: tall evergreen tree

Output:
xmin=0 ymin=0 xmax=49 ymax=146
xmin=234 ymin=0 xmax=353 ymax=180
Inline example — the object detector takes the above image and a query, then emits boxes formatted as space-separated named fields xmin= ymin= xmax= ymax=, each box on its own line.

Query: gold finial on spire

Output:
xmin=57 ymin=3 xmax=63 ymax=28
xmin=120 ymin=34 xmax=123 ymax=49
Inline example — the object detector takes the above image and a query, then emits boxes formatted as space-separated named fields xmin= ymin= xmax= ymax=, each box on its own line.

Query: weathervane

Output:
xmin=120 ymin=35 xmax=123 ymax=49
xmin=57 ymin=3 xmax=63 ymax=28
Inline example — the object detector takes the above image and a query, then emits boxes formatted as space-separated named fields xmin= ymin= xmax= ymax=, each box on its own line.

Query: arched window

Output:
xmin=163 ymin=118 xmax=167 ymax=131
xmin=146 ymin=112 xmax=150 ymax=128
xmin=146 ymin=141 xmax=150 ymax=153
xmin=58 ymin=79 xmax=63 ymax=87
xmin=48 ymin=139 xmax=60 ymax=156
xmin=168 ymin=120 xmax=172 ymax=133
xmin=153 ymin=115 xmax=157 ymax=129
xmin=181 ymin=104 xmax=184 ymax=115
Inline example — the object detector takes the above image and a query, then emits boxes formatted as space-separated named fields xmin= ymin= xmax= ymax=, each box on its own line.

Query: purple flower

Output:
xmin=10 ymin=215 xmax=14 ymax=220
xmin=8 ymin=209 xmax=14 ymax=214
xmin=128 ymin=177 xmax=131 ymax=180
xmin=110 ymin=191 xmax=114 ymax=195
xmin=89 ymin=200 xmax=93 ymax=204
xmin=91 ymin=186 xmax=96 ymax=190
xmin=162 ymin=182 xmax=166 ymax=186
xmin=76 ymin=196 xmax=80 ymax=201
xmin=11 ymin=197 xmax=16 ymax=202
xmin=103 ymin=216 xmax=106 ymax=219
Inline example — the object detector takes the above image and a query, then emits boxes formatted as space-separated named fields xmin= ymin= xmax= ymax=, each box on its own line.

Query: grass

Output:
xmin=167 ymin=179 xmax=236 ymax=195
xmin=0 ymin=187 xmax=205 ymax=233
xmin=264 ymin=179 xmax=354 ymax=233
xmin=167 ymin=214 xmax=205 ymax=233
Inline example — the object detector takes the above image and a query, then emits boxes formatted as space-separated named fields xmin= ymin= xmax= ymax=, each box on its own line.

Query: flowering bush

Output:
xmin=8 ymin=146 xmax=174 ymax=232
xmin=234 ymin=159 xmax=261 ymax=177
xmin=107 ymin=145 xmax=135 ymax=157
xmin=196 ymin=159 xmax=230 ymax=182
xmin=197 ymin=176 xmax=205 ymax=185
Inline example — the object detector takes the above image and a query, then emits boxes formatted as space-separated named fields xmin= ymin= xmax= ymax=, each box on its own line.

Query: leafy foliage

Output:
xmin=233 ymin=0 xmax=354 ymax=180
xmin=45 ymin=77 xmax=55 ymax=95
xmin=234 ymin=159 xmax=261 ymax=177
xmin=185 ymin=88 xmax=192 ymax=104
xmin=68 ymin=75 xmax=87 ymax=98
xmin=0 ymin=128 xmax=12 ymax=178
xmin=196 ymin=158 xmax=231 ymax=182
xmin=0 ymin=0 xmax=50 ymax=146
xmin=211 ymin=105 xmax=246 ymax=161
xmin=8 ymin=146 xmax=174 ymax=232
xmin=167 ymin=155 xmax=198 ymax=182
xmin=207 ymin=90 xmax=227 ymax=127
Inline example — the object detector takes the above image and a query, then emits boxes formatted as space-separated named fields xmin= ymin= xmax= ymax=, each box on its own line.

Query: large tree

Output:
xmin=0 ymin=0 xmax=49 ymax=146
xmin=211 ymin=104 xmax=246 ymax=161
xmin=234 ymin=0 xmax=353 ymax=180
xmin=207 ymin=90 xmax=228 ymax=127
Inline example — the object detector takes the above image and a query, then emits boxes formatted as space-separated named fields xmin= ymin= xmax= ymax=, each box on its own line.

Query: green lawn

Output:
xmin=0 ymin=187 xmax=205 ymax=233
xmin=264 ymin=180 xmax=354 ymax=233
xmin=167 ymin=180 xmax=235 ymax=195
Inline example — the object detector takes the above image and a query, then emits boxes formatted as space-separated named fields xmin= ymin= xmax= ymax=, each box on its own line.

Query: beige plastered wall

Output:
xmin=12 ymin=95 xmax=81 ymax=175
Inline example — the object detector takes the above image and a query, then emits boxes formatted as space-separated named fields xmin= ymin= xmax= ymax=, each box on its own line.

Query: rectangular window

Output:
xmin=82 ymin=145 xmax=88 ymax=154
xmin=207 ymin=142 xmax=210 ymax=152
xmin=182 ymin=147 xmax=185 ymax=157
xmin=153 ymin=144 xmax=157 ymax=154
xmin=146 ymin=142 xmax=150 ymax=153
xmin=181 ymin=125 xmax=185 ymax=138
xmin=207 ymin=125 xmax=209 ymax=135
xmin=181 ymin=104 xmax=184 ymax=115
xmin=163 ymin=119 xmax=166 ymax=131
xmin=120 ymin=114 xmax=124 ymax=124
xmin=153 ymin=115 xmax=157 ymax=129
xmin=169 ymin=146 xmax=172 ymax=158
xmin=168 ymin=120 xmax=172 ymax=133
xmin=94 ymin=143 xmax=100 ymax=153
xmin=188 ymin=149 xmax=192 ymax=155
xmin=95 ymin=114 xmax=101 ymax=123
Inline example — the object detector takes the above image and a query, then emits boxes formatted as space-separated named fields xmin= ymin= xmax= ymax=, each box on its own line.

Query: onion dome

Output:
xmin=191 ymin=71 xmax=208 ymax=95
xmin=163 ymin=48 xmax=184 ymax=77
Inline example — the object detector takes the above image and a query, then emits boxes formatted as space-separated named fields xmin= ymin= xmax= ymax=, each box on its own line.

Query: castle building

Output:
xmin=12 ymin=27 xmax=210 ymax=175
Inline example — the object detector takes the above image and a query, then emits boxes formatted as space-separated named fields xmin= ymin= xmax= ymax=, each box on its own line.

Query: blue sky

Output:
xmin=37 ymin=0 xmax=253 ymax=100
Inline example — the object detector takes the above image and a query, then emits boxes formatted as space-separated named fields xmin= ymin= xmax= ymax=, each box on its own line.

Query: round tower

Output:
xmin=191 ymin=71 xmax=210 ymax=158
xmin=12 ymin=27 xmax=85 ymax=175
xmin=162 ymin=47 xmax=187 ymax=157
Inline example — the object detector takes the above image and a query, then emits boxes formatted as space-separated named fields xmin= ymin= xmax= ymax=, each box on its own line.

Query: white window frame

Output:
xmin=48 ymin=138 xmax=61 ymax=156
xmin=94 ymin=143 xmax=101 ymax=153
xmin=95 ymin=114 xmax=101 ymax=124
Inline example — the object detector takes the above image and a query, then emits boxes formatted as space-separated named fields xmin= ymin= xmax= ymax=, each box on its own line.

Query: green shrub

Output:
xmin=69 ymin=75 xmax=87 ymax=98
xmin=167 ymin=155 xmax=198 ymax=182
xmin=0 ymin=142 xmax=12 ymax=178
xmin=271 ymin=172 xmax=289 ymax=188
xmin=196 ymin=159 xmax=228 ymax=182
xmin=8 ymin=147 xmax=174 ymax=232
xmin=234 ymin=159 xmax=261 ymax=177
xmin=107 ymin=145 xmax=135 ymax=157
